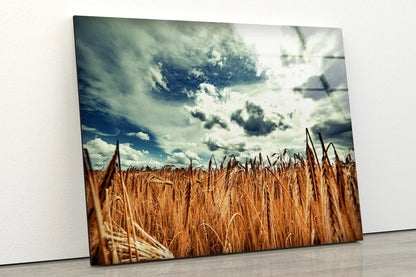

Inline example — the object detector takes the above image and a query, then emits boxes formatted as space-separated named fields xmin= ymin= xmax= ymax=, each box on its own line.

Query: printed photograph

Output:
xmin=73 ymin=16 xmax=363 ymax=265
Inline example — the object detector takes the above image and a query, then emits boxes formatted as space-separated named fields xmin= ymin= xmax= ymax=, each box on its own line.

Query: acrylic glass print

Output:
xmin=73 ymin=16 xmax=363 ymax=265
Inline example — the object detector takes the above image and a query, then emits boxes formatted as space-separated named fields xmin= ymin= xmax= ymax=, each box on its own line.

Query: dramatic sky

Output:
xmin=74 ymin=16 xmax=354 ymax=169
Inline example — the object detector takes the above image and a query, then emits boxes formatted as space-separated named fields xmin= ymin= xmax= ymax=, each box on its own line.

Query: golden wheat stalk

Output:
xmin=84 ymin=128 xmax=362 ymax=264
xmin=83 ymin=148 xmax=110 ymax=265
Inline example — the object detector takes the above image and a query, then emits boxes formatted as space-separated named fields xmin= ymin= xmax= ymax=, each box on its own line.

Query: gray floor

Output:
xmin=1 ymin=230 xmax=415 ymax=276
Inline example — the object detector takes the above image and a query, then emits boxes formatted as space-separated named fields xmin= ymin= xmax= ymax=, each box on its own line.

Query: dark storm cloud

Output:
xmin=190 ymin=109 xmax=228 ymax=130
xmin=202 ymin=135 xmax=261 ymax=157
xmin=204 ymin=115 xmax=228 ymax=130
xmin=203 ymin=135 xmax=227 ymax=152
xmin=190 ymin=110 xmax=207 ymax=121
xmin=231 ymin=101 xmax=289 ymax=136
xmin=204 ymin=140 xmax=247 ymax=156
xmin=223 ymin=142 xmax=247 ymax=157
xmin=204 ymin=139 xmax=221 ymax=152
xmin=311 ymin=119 xmax=354 ymax=149
xmin=312 ymin=119 xmax=351 ymax=137
xmin=276 ymin=120 xmax=291 ymax=131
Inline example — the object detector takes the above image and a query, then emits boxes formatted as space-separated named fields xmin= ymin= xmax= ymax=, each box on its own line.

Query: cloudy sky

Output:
xmin=74 ymin=16 xmax=354 ymax=169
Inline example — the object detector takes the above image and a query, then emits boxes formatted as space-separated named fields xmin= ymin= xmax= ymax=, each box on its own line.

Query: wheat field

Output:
xmin=83 ymin=129 xmax=362 ymax=265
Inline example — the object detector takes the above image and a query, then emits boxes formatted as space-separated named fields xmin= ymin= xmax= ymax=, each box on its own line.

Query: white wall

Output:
xmin=1 ymin=0 xmax=415 ymax=265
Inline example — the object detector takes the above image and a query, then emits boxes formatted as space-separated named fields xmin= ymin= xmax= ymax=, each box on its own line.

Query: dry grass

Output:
xmin=83 ymin=129 xmax=363 ymax=265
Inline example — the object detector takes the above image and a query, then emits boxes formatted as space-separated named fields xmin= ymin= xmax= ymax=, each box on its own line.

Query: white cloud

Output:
xmin=81 ymin=124 xmax=120 ymax=137
xmin=147 ymin=63 xmax=168 ymax=90
xmin=84 ymin=137 xmax=116 ymax=157
xmin=83 ymin=138 xmax=162 ymax=169
xmin=81 ymin=124 xmax=97 ymax=131
xmin=190 ymin=68 xmax=204 ymax=78
xmin=185 ymin=150 xmax=201 ymax=161
xmin=126 ymin=131 xmax=150 ymax=141
xmin=166 ymin=151 xmax=201 ymax=167
xmin=208 ymin=49 xmax=223 ymax=66
xmin=166 ymin=152 xmax=188 ymax=165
